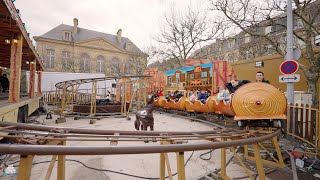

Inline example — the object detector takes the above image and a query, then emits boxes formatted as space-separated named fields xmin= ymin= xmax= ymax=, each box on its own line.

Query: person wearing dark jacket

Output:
xmin=226 ymin=79 xmax=250 ymax=93
xmin=0 ymin=74 xmax=9 ymax=93
xmin=198 ymin=89 xmax=209 ymax=104
xmin=256 ymin=71 xmax=270 ymax=83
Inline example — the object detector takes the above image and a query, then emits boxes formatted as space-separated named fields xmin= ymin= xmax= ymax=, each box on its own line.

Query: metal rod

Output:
xmin=0 ymin=130 xmax=280 ymax=155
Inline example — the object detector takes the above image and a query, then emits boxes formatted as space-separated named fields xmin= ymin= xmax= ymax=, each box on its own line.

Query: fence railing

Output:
xmin=287 ymin=103 xmax=320 ymax=149
xmin=42 ymin=91 xmax=92 ymax=105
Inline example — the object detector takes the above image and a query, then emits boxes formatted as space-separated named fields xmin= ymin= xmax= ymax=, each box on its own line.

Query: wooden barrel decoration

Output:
xmin=154 ymin=96 xmax=165 ymax=107
xmin=212 ymin=97 xmax=235 ymax=116
xmin=232 ymin=82 xmax=287 ymax=120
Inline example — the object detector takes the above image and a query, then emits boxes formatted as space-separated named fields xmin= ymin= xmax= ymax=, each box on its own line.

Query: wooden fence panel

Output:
xmin=287 ymin=103 xmax=319 ymax=147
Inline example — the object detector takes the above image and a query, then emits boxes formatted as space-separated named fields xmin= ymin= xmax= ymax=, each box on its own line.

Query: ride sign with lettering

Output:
xmin=280 ymin=60 xmax=299 ymax=75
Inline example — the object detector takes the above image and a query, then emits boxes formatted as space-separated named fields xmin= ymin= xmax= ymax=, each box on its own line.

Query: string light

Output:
xmin=26 ymin=61 xmax=29 ymax=64
xmin=5 ymin=39 xmax=10 ymax=44
xmin=13 ymin=39 xmax=18 ymax=44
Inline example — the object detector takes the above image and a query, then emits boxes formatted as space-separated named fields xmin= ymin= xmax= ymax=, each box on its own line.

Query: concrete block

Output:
xmin=56 ymin=117 xmax=66 ymax=124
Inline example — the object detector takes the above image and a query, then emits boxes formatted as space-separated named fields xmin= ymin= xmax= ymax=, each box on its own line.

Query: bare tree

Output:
xmin=127 ymin=52 xmax=149 ymax=75
xmin=210 ymin=0 xmax=320 ymax=106
xmin=154 ymin=6 xmax=226 ymax=68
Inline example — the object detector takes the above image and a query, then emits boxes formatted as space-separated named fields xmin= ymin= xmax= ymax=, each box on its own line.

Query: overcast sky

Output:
xmin=15 ymin=0 xmax=209 ymax=51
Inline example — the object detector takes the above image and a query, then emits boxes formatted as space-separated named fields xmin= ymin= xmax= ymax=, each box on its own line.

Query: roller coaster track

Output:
xmin=0 ymin=120 xmax=284 ymax=180
xmin=0 ymin=121 xmax=279 ymax=155
xmin=54 ymin=75 xmax=151 ymax=90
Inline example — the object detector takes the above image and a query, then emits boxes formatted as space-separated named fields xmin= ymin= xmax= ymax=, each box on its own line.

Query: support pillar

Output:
xmin=57 ymin=141 xmax=66 ymax=180
xmin=252 ymin=144 xmax=266 ymax=180
xmin=29 ymin=61 xmax=36 ymax=98
xmin=17 ymin=155 xmax=34 ymax=180
xmin=0 ymin=68 xmax=3 ymax=93
xmin=176 ymin=152 xmax=186 ymax=180
xmin=8 ymin=34 xmax=23 ymax=103
xmin=160 ymin=153 xmax=165 ymax=180
xmin=37 ymin=70 xmax=42 ymax=97
xmin=144 ymin=77 xmax=147 ymax=106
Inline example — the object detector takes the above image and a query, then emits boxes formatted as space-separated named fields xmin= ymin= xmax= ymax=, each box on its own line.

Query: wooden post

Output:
xmin=176 ymin=152 xmax=186 ymax=180
xmin=144 ymin=77 xmax=147 ymax=106
xmin=124 ymin=78 xmax=127 ymax=115
xmin=29 ymin=61 xmax=36 ymax=98
xmin=121 ymin=78 xmax=126 ymax=114
xmin=44 ymin=155 xmax=57 ymax=180
xmin=252 ymin=144 xmax=266 ymax=180
xmin=37 ymin=70 xmax=42 ymax=97
xmin=17 ymin=155 xmax=34 ymax=180
xmin=160 ymin=153 xmax=165 ymax=180
xmin=57 ymin=141 xmax=66 ymax=180
xmin=0 ymin=68 xmax=2 ymax=93
xmin=8 ymin=34 xmax=23 ymax=103
xmin=272 ymin=137 xmax=285 ymax=167
xmin=90 ymin=80 xmax=97 ymax=116
xmin=220 ymin=147 xmax=227 ymax=179
xmin=71 ymin=85 xmax=74 ymax=113
xmin=60 ymin=82 xmax=67 ymax=115
xmin=137 ymin=78 xmax=141 ymax=110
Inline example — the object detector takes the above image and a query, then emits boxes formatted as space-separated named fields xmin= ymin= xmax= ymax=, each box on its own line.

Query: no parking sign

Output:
xmin=280 ymin=60 xmax=299 ymax=75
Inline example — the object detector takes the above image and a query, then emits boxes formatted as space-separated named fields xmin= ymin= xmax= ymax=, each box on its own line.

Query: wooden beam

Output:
xmin=8 ymin=34 xmax=23 ymax=103
xmin=37 ymin=70 xmax=42 ymax=96
xmin=29 ymin=60 xmax=36 ymax=98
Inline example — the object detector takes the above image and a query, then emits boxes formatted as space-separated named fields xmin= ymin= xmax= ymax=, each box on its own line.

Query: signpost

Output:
xmin=279 ymin=74 xmax=300 ymax=83
xmin=280 ymin=60 xmax=299 ymax=75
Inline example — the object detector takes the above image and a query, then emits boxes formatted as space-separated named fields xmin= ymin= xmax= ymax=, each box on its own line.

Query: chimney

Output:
xmin=117 ymin=29 xmax=122 ymax=44
xmin=73 ymin=18 xmax=78 ymax=34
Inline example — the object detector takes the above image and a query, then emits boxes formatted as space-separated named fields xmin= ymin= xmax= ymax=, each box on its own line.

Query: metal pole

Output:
xmin=286 ymin=0 xmax=294 ymax=104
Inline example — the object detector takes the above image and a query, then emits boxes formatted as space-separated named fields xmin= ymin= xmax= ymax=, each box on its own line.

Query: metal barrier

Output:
xmin=287 ymin=103 xmax=320 ymax=150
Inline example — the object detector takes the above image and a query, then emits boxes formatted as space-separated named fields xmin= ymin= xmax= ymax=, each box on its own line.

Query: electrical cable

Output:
xmin=3 ymin=151 xmax=195 ymax=180
xmin=199 ymin=149 xmax=213 ymax=160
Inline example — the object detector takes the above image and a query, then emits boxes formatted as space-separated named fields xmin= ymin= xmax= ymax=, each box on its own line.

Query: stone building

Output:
xmin=34 ymin=18 xmax=148 ymax=75
xmin=191 ymin=0 xmax=320 ymax=62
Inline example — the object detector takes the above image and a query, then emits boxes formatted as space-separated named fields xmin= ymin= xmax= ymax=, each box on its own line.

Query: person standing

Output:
xmin=0 ymin=74 xmax=9 ymax=93
xmin=256 ymin=71 xmax=270 ymax=83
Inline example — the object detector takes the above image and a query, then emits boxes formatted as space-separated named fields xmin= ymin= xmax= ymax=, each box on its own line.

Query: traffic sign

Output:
xmin=280 ymin=60 xmax=299 ymax=74
xmin=284 ymin=48 xmax=301 ymax=61
xmin=279 ymin=74 xmax=300 ymax=83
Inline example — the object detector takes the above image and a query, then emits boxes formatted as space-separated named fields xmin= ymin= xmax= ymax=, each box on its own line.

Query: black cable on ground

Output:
xmin=3 ymin=151 xmax=195 ymax=180
xmin=199 ymin=149 xmax=213 ymax=160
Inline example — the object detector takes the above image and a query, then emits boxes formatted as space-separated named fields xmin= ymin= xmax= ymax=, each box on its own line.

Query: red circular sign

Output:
xmin=280 ymin=60 xmax=299 ymax=75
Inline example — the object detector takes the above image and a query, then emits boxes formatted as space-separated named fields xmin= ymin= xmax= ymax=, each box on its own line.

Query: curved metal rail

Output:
xmin=54 ymin=75 xmax=151 ymax=90
xmin=0 ymin=122 xmax=280 ymax=155
xmin=0 ymin=130 xmax=279 ymax=155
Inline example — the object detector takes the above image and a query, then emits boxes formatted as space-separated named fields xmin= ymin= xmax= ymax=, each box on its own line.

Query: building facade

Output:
xmin=192 ymin=1 xmax=320 ymax=62
xmin=34 ymin=18 xmax=148 ymax=75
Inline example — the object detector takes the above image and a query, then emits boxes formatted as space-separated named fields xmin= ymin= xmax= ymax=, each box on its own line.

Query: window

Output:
xmin=46 ymin=49 xmax=55 ymax=68
xmin=228 ymin=39 xmax=235 ymax=49
xmin=111 ymin=57 xmax=120 ymax=74
xmin=201 ymin=72 xmax=207 ymax=77
xmin=64 ymin=32 xmax=71 ymax=41
xmin=294 ymin=18 xmax=304 ymax=29
xmin=168 ymin=77 xmax=172 ymax=83
xmin=244 ymin=34 xmax=251 ymax=43
xmin=80 ymin=53 xmax=90 ymax=72
xmin=264 ymin=26 xmax=272 ymax=35
xmin=190 ymin=74 xmax=194 ymax=79
xmin=96 ymin=55 xmax=105 ymax=73
xmin=62 ymin=51 xmax=71 ymax=70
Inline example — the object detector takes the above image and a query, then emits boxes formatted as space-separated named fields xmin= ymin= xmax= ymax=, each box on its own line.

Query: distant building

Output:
xmin=34 ymin=18 xmax=148 ymax=75
xmin=191 ymin=0 xmax=320 ymax=62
